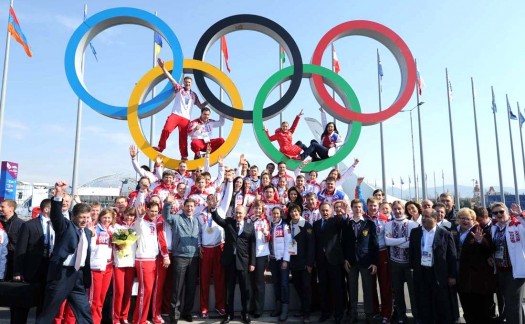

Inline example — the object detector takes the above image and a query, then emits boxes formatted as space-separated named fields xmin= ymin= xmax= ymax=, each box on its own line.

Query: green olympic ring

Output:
xmin=253 ymin=64 xmax=362 ymax=172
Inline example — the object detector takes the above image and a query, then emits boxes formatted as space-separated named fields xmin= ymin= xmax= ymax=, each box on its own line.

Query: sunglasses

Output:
xmin=492 ymin=210 xmax=505 ymax=215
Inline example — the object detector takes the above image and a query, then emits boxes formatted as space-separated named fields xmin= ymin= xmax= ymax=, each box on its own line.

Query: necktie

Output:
xmin=74 ymin=228 xmax=86 ymax=271
xmin=236 ymin=222 xmax=240 ymax=234
xmin=44 ymin=220 xmax=51 ymax=257
xmin=321 ymin=219 xmax=326 ymax=230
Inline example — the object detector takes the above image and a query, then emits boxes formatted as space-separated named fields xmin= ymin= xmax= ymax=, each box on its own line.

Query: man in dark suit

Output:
xmin=209 ymin=195 xmax=255 ymax=324
xmin=0 ymin=199 xmax=24 ymax=281
xmin=409 ymin=208 xmax=457 ymax=324
xmin=313 ymin=202 xmax=344 ymax=324
xmin=12 ymin=199 xmax=53 ymax=322
xmin=36 ymin=181 xmax=93 ymax=324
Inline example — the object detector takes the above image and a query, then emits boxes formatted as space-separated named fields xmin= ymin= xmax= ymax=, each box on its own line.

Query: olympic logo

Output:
xmin=64 ymin=7 xmax=416 ymax=171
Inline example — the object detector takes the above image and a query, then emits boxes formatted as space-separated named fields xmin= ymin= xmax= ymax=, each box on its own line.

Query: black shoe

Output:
xmin=242 ymin=314 xmax=251 ymax=324
xmin=318 ymin=314 xmax=330 ymax=322
xmin=220 ymin=315 xmax=233 ymax=324
xmin=194 ymin=154 xmax=202 ymax=159
xmin=181 ymin=314 xmax=193 ymax=322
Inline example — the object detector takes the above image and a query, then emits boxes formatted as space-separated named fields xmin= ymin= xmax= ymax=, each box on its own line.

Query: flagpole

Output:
xmin=0 ymin=0 xmax=14 ymax=158
xmin=331 ymin=43 xmax=336 ymax=100
xmin=378 ymin=49 xmax=386 ymax=194
xmin=408 ymin=177 xmax=412 ymax=200
xmin=218 ymin=35 xmax=224 ymax=138
xmin=492 ymin=87 xmax=505 ymax=202
xmin=434 ymin=171 xmax=437 ymax=199
xmin=470 ymin=77 xmax=485 ymax=206
xmin=518 ymin=102 xmax=525 ymax=189
xmin=442 ymin=170 xmax=445 ymax=194
xmin=445 ymin=68 xmax=459 ymax=207
xmin=415 ymin=59 xmax=427 ymax=199
xmin=506 ymin=94 xmax=520 ymax=204
xmin=71 ymin=4 xmax=87 ymax=196
xmin=148 ymin=11 xmax=158 ymax=169
xmin=279 ymin=45 xmax=283 ymax=124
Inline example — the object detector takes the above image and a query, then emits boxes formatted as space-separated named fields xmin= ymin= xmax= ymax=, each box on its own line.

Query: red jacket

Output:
xmin=266 ymin=114 xmax=302 ymax=158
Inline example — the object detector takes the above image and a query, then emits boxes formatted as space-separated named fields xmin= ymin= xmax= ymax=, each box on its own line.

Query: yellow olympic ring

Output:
xmin=127 ymin=59 xmax=244 ymax=170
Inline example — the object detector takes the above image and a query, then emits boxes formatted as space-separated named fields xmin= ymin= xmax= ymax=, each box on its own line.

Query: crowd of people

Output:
xmin=1 ymin=67 xmax=525 ymax=324
xmin=1 ymin=149 xmax=525 ymax=324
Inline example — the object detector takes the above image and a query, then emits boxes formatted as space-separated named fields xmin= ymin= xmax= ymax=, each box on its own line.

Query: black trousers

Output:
xmin=225 ymin=262 xmax=250 ymax=316
xmin=458 ymin=291 xmax=493 ymax=323
xmin=414 ymin=267 xmax=452 ymax=324
xmin=10 ymin=258 xmax=49 ymax=324
xmin=249 ymin=256 xmax=267 ymax=315
xmin=291 ymin=269 xmax=312 ymax=317
xmin=36 ymin=267 xmax=93 ymax=324
xmin=317 ymin=258 xmax=344 ymax=320
xmin=170 ymin=256 xmax=199 ymax=320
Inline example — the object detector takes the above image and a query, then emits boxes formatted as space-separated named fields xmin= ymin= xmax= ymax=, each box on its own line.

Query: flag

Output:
xmin=332 ymin=44 xmax=340 ymax=74
xmin=280 ymin=46 xmax=285 ymax=65
xmin=83 ymin=6 xmax=98 ymax=61
xmin=220 ymin=36 xmax=231 ymax=73
xmin=400 ymin=177 xmax=404 ymax=185
xmin=391 ymin=178 xmax=395 ymax=186
xmin=492 ymin=87 xmax=497 ymax=113
xmin=448 ymin=79 xmax=453 ymax=102
xmin=507 ymin=96 xmax=517 ymax=120
xmin=416 ymin=70 xmax=425 ymax=95
xmin=154 ymin=32 xmax=162 ymax=58
xmin=409 ymin=176 xmax=412 ymax=184
xmin=7 ymin=7 xmax=32 ymax=57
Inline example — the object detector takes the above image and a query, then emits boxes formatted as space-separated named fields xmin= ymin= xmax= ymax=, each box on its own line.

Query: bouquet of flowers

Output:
xmin=112 ymin=228 xmax=139 ymax=258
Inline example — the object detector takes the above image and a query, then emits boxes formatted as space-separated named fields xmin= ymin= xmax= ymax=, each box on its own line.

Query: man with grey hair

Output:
xmin=210 ymin=202 xmax=256 ymax=324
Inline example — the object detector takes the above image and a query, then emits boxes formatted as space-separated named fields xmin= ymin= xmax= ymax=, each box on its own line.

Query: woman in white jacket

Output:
xmin=89 ymin=208 xmax=115 ymax=324
xmin=269 ymin=206 xmax=290 ymax=322
xmin=248 ymin=200 xmax=271 ymax=318
xmin=112 ymin=206 xmax=137 ymax=324
xmin=491 ymin=202 xmax=525 ymax=324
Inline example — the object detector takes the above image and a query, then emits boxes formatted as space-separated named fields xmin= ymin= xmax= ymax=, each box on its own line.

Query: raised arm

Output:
xmin=289 ymin=109 xmax=303 ymax=134
xmin=336 ymin=158 xmax=359 ymax=187
xmin=157 ymin=57 xmax=179 ymax=89
xmin=50 ymin=181 xmax=69 ymax=235
xmin=130 ymin=145 xmax=158 ymax=184
xmin=218 ymin=177 xmax=234 ymax=216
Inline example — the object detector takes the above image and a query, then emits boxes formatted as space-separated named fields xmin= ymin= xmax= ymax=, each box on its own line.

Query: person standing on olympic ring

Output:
xmin=154 ymin=58 xmax=208 ymax=159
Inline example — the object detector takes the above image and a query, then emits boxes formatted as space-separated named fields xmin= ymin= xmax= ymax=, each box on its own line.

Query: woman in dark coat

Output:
xmin=455 ymin=207 xmax=495 ymax=323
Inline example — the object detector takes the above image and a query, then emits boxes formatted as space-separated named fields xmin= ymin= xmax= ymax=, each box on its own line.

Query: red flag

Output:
xmin=221 ymin=36 xmax=231 ymax=73
xmin=332 ymin=44 xmax=340 ymax=74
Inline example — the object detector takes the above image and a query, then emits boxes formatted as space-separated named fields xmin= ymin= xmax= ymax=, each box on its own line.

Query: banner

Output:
xmin=0 ymin=161 xmax=18 ymax=201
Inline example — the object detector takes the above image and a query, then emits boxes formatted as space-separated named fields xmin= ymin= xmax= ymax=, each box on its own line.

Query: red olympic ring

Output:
xmin=311 ymin=20 xmax=417 ymax=126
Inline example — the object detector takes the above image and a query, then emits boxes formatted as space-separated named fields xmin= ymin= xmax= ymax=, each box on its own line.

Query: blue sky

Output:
xmin=1 ymin=0 xmax=524 ymax=196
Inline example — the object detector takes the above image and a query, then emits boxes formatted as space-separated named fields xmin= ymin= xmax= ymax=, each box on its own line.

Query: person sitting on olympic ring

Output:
xmin=265 ymin=109 xmax=326 ymax=161
xmin=154 ymin=58 xmax=208 ymax=159
xmin=188 ymin=107 xmax=225 ymax=159
xmin=296 ymin=108 xmax=343 ymax=161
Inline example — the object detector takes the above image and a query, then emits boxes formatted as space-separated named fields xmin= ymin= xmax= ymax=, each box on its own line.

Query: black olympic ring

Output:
xmin=193 ymin=14 xmax=303 ymax=122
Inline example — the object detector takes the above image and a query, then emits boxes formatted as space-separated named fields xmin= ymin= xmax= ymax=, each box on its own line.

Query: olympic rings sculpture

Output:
xmin=64 ymin=7 xmax=416 ymax=170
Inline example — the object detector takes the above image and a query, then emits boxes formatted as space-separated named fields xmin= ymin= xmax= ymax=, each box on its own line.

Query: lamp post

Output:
xmin=401 ymin=101 xmax=425 ymax=201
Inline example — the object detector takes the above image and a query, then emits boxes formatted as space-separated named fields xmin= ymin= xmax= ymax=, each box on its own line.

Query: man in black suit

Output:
xmin=0 ymin=199 xmax=24 ymax=281
xmin=36 ymin=181 xmax=93 ymax=324
xmin=313 ymin=202 xmax=344 ymax=324
xmin=12 ymin=199 xmax=53 ymax=322
xmin=209 ymin=195 xmax=255 ymax=324
xmin=409 ymin=208 xmax=457 ymax=324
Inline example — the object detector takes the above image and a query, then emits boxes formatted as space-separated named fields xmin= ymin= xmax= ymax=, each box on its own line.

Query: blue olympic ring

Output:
xmin=64 ymin=7 xmax=184 ymax=120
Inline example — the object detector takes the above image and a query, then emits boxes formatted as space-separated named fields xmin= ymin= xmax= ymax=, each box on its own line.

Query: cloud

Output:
xmin=4 ymin=120 xmax=29 ymax=140
xmin=55 ymin=14 xmax=82 ymax=31
xmin=83 ymin=125 xmax=131 ymax=145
